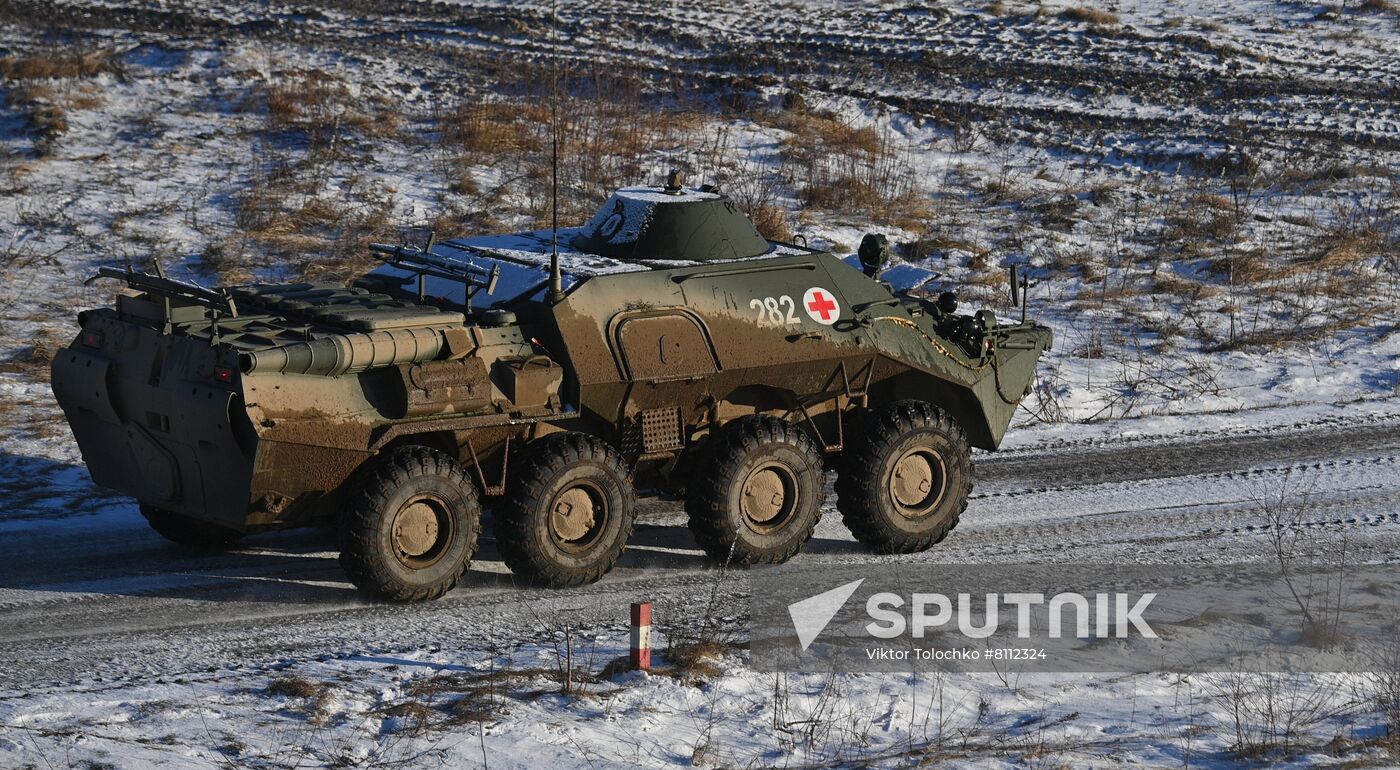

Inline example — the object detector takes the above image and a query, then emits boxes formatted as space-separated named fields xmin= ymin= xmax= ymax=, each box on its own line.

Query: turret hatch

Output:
xmin=572 ymin=185 xmax=773 ymax=262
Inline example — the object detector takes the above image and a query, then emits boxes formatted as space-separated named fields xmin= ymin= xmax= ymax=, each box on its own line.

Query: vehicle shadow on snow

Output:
xmin=0 ymin=452 xmax=860 ymax=606
xmin=614 ymin=521 xmax=711 ymax=569
xmin=0 ymin=452 xmax=364 ymax=604
xmin=0 ymin=460 xmax=694 ymax=606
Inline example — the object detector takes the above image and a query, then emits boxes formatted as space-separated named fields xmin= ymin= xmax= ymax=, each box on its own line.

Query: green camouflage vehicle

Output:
xmin=51 ymin=173 xmax=1052 ymax=601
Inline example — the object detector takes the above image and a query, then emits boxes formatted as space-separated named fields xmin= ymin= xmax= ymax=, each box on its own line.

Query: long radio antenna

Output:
xmin=547 ymin=0 xmax=563 ymax=302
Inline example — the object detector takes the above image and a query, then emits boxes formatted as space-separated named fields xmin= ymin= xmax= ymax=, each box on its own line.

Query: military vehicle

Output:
xmin=52 ymin=172 xmax=1051 ymax=601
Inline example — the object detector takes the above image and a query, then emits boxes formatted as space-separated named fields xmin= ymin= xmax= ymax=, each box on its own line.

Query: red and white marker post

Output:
xmin=630 ymin=602 xmax=652 ymax=671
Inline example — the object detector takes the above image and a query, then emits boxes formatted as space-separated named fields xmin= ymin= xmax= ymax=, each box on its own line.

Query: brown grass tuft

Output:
xmin=663 ymin=640 xmax=730 ymax=681
xmin=0 ymin=341 xmax=56 ymax=377
xmin=1207 ymin=250 xmax=1274 ymax=285
xmin=1152 ymin=272 xmax=1204 ymax=298
xmin=4 ymin=82 xmax=72 ymax=153
xmin=438 ymin=71 xmax=706 ymax=227
xmin=801 ymin=177 xmax=882 ymax=211
xmin=0 ymin=49 xmax=118 ymax=80
xmin=766 ymin=107 xmax=917 ymax=215
xmin=265 ymin=676 xmax=339 ymax=724
xmin=1306 ymin=228 xmax=1383 ymax=270
xmin=266 ymin=676 xmax=327 ymax=700
xmin=449 ymin=101 xmax=550 ymax=156
xmin=264 ymin=71 xmax=402 ymax=140
xmin=747 ymin=203 xmax=793 ymax=242
xmin=1060 ymin=6 xmax=1120 ymax=25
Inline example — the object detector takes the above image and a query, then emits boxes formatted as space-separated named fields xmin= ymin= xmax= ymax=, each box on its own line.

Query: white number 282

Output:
xmin=750 ymin=295 xmax=799 ymax=327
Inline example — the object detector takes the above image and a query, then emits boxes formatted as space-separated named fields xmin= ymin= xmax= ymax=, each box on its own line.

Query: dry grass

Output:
xmin=448 ymin=101 xmax=549 ymax=157
xmin=264 ymin=70 xmax=403 ymax=141
xmin=1207 ymin=305 xmax=1376 ymax=352
xmin=775 ymin=110 xmax=885 ymax=161
xmin=1360 ymin=0 xmax=1400 ymax=15
xmin=0 ymin=49 xmax=118 ymax=80
xmin=1152 ymin=272 xmax=1205 ymax=298
xmin=1311 ymin=228 xmax=1383 ymax=268
xmin=1 ymin=51 xmax=116 ymax=155
xmin=1060 ymin=6 xmax=1120 ymax=25
xmin=1206 ymin=250 xmax=1274 ymax=285
xmin=1165 ymin=207 xmax=1241 ymax=255
xmin=748 ymin=203 xmax=794 ymax=242
xmin=219 ymin=158 xmax=394 ymax=282
xmin=266 ymin=676 xmax=326 ymax=699
xmin=1026 ymin=192 xmax=1080 ymax=230
xmin=765 ymin=106 xmax=918 ymax=218
xmin=801 ymin=177 xmax=881 ymax=211
xmin=661 ymin=640 xmax=730 ymax=682
xmin=402 ymin=665 xmax=600 ymax=723
xmin=1 ymin=60 xmax=112 ymax=156
xmin=0 ymin=340 xmax=57 ymax=377
xmin=208 ymin=66 xmax=416 ymax=282
xmin=266 ymin=676 xmax=338 ymax=724
xmin=438 ymin=74 xmax=708 ymax=228
xmin=5 ymin=83 xmax=68 ymax=150
xmin=1279 ymin=163 xmax=1391 ymax=189
xmin=378 ymin=700 xmax=436 ymax=734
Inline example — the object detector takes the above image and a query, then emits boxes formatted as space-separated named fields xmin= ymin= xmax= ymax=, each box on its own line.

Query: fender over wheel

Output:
xmin=686 ymin=415 xmax=824 ymax=566
xmin=495 ymin=433 xmax=636 ymax=588
xmin=835 ymin=400 xmax=972 ymax=554
xmin=339 ymin=446 xmax=482 ymax=602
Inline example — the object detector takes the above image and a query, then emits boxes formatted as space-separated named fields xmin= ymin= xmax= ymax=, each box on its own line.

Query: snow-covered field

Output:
xmin=1 ymin=0 xmax=1398 ymax=767
xmin=4 ymin=402 xmax=1400 ymax=768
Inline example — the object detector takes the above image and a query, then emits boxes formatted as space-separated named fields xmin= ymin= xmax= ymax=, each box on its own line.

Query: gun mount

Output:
xmin=369 ymin=240 xmax=500 ymax=308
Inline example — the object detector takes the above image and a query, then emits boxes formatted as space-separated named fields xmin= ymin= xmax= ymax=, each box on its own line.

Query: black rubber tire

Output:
xmin=835 ymin=400 xmax=972 ymax=554
xmin=685 ymin=416 xmax=824 ymax=566
xmin=495 ymin=433 xmax=636 ymax=588
xmin=140 ymin=503 xmax=243 ymax=550
xmin=339 ymin=446 xmax=482 ymax=602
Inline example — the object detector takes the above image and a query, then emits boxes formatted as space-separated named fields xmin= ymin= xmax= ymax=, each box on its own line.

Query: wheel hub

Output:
xmin=741 ymin=465 xmax=790 ymax=525
xmin=393 ymin=500 xmax=443 ymax=559
xmin=889 ymin=448 xmax=947 ymax=517
xmin=552 ymin=487 xmax=597 ymax=542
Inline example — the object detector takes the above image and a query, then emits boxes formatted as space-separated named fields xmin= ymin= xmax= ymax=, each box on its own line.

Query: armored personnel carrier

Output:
xmin=52 ymin=173 xmax=1051 ymax=601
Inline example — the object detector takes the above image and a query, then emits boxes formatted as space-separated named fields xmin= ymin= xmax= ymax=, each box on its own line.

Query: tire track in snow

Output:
xmin=6 ymin=0 xmax=1398 ymax=161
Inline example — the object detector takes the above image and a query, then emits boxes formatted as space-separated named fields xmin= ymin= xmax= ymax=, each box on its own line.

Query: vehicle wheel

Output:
xmin=339 ymin=446 xmax=482 ymax=602
xmin=140 ymin=503 xmax=243 ymax=550
xmin=835 ymin=400 xmax=972 ymax=554
xmin=686 ymin=416 xmax=823 ymax=566
xmin=495 ymin=433 xmax=636 ymax=588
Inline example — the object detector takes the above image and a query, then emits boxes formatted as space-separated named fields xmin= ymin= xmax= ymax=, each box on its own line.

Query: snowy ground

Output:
xmin=2 ymin=0 xmax=1399 ymax=767
xmin=3 ymin=401 xmax=1399 ymax=769
xmin=3 ymin=633 xmax=1393 ymax=769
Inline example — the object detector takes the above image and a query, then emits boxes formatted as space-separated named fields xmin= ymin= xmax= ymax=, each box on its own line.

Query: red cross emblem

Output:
xmin=803 ymin=287 xmax=840 ymax=325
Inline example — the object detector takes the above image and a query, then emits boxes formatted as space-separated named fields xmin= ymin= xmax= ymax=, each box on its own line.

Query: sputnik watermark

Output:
xmin=789 ymin=585 xmax=1157 ymax=650
xmin=864 ymin=591 xmax=1158 ymax=640
xmin=754 ymin=563 xmax=1400 ymax=673
xmin=787 ymin=579 xmax=865 ymax=650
